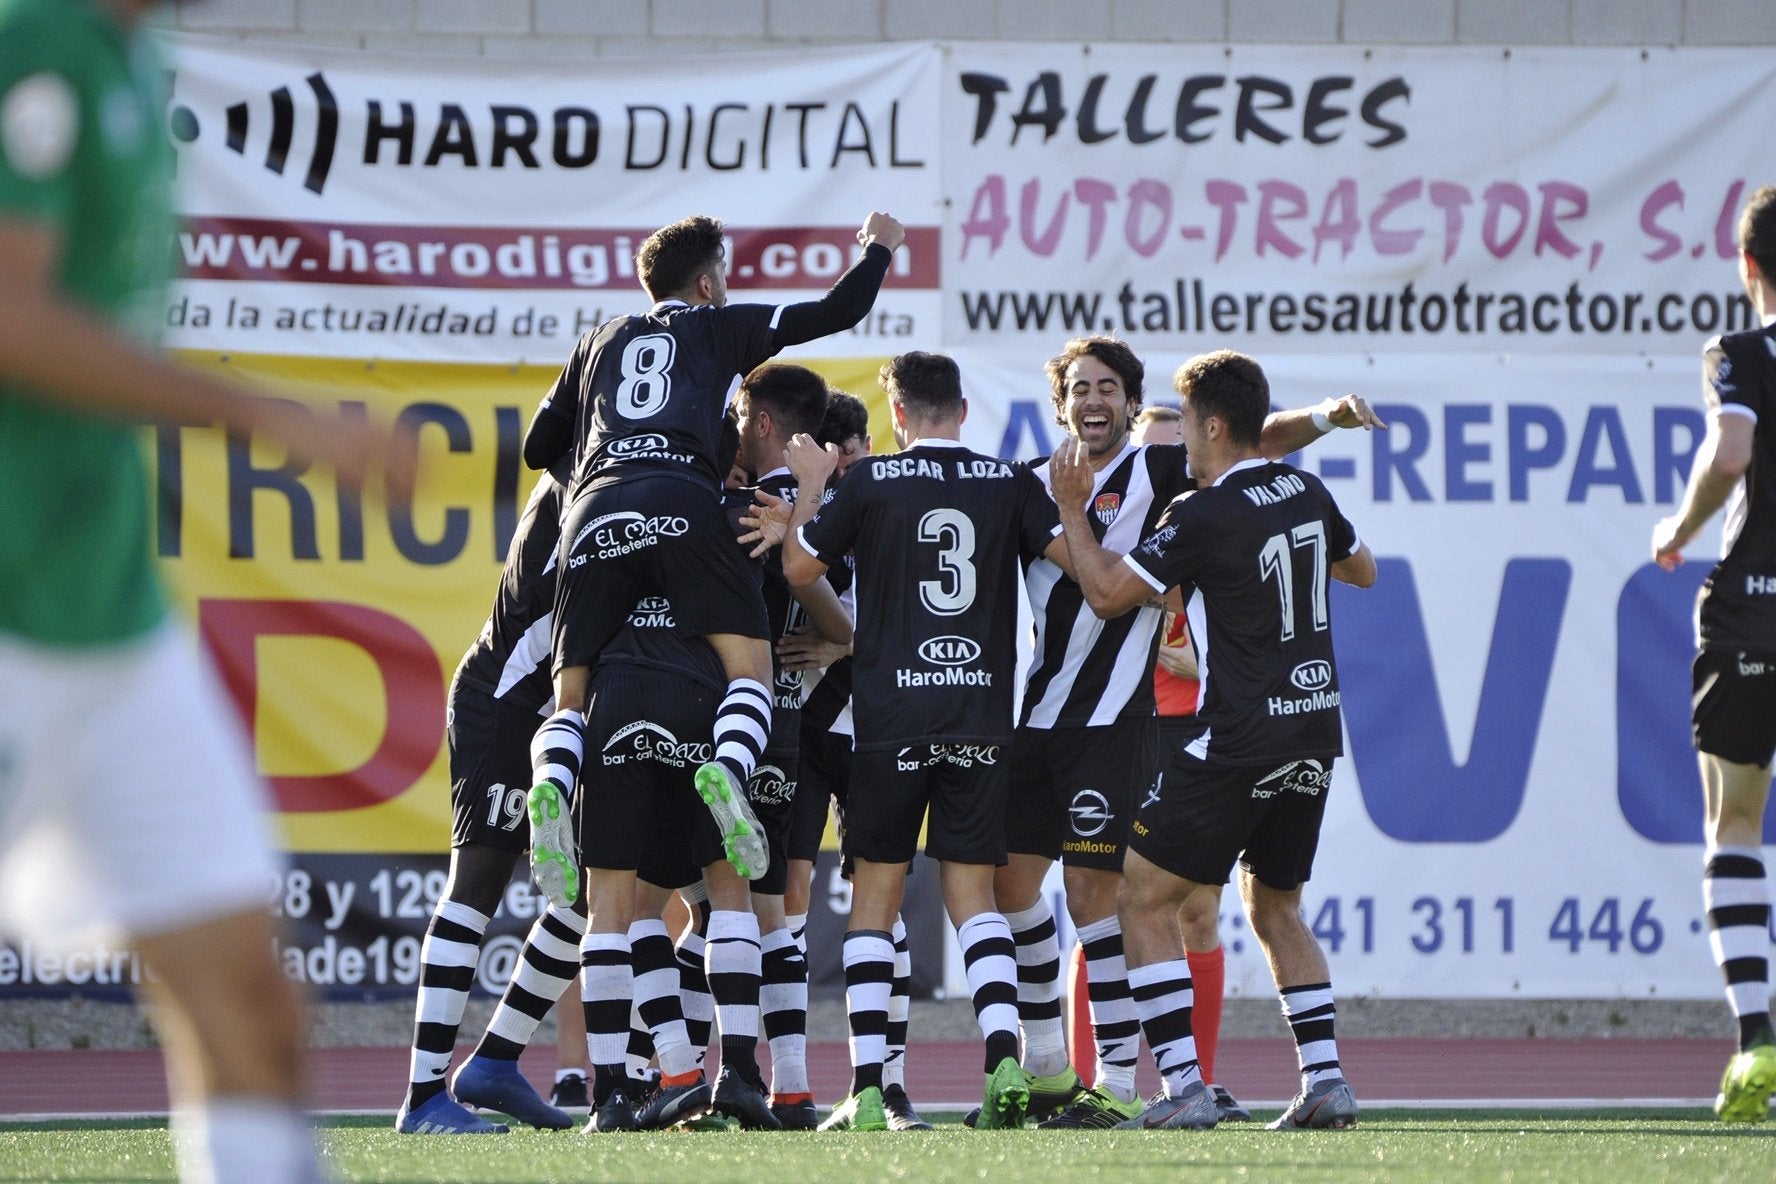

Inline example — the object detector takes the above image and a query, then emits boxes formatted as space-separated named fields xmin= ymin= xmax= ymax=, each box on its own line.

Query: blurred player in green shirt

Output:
xmin=0 ymin=2 xmax=406 ymax=1179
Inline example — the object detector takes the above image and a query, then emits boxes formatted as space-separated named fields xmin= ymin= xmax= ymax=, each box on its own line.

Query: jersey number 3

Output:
xmin=917 ymin=508 xmax=977 ymax=616
xmin=617 ymin=333 xmax=677 ymax=419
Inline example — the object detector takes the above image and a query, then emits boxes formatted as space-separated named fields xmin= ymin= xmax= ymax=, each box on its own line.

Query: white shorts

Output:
xmin=0 ymin=623 xmax=282 ymax=948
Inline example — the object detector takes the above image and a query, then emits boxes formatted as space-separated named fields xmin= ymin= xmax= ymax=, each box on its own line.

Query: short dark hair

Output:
xmin=879 ymin=351 xmax=962 ymax=419
xmin=818 ymin=389 xmax=870 ymax=447
xmin=1044 ymin=335 xmax=1146 ymax=427
xmin=1740 ymin=184 xmax=1776 ymax=286
xmin=636 ymin=214 xmax=724 ymax=301
xmin=1173 ymin=350 xmax=1267 ymax=448
xmin=739 ymin=362 xmax=828 ymax=439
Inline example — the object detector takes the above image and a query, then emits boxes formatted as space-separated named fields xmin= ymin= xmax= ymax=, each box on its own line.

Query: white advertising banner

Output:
xmin=145 ymin=37 xmax=1776 ymax=1001
xmin=947 ymin=346 xmax=1735 ymax=998
xmin=162 ymin=39 xmax=944 ymax=361
xmin=940 ymin=44 xmax=1774 ymax=354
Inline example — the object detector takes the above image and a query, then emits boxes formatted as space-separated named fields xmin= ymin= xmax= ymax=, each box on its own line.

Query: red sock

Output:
xmin=1187 ymin=945 xmax=1225 ymax=1084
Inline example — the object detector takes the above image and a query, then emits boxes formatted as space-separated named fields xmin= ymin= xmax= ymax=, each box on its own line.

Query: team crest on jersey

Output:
xmin=1093 ymin=491 xmax=1121 ymax=526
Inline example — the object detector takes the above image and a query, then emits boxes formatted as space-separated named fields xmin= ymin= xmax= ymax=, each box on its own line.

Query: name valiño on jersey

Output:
xmin=1242 ymin=471 xmax=1308 ymax=506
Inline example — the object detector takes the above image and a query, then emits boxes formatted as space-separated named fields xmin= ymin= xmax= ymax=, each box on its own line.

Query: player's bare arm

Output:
xmin=1652 ymin=412 xmax=1754 ymax=569
xmin=1040 ymin=533 xmax=1077 ymax=581
xmin=1050 ymin=438 xmax=1155 ymax=617
xmin=1331 ymin=540 xmax=1379 ymax=588
xmin=1258 ymin=394 xmax=1388 ymax=459
xmin=1155 ymin=621 xmax=1199 ymax=681
xmin=780 ymin=432 xmax=839 ymax=587
xmin=0 ymin=221 xmax=411 ymax=498
xmin=776 ymin=623 xmax=851 ymax=673
xmin=788 ymin=573 xmax=853 ymax=647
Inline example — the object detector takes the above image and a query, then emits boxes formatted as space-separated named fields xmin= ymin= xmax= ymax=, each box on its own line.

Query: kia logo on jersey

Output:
xmin=612 ymin=433 xmax=669 ymax=456
xmin=1290 ymin=659 xmax=1333 ymax=691
xmin=918 ymin=635 xmax=982 ymax=666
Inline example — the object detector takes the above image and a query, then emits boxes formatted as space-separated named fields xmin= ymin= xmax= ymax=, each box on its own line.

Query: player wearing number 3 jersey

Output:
xmin=522 ymin=212 xmax=904 ymax=889
xmin=1053 ymin=350 xmax=1375 ymax=1132
xmin=782 ymin=352 xmax=1071 ymax=1131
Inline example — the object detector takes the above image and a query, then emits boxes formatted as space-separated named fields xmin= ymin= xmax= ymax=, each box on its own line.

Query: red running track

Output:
xmin=0 ymin=1038 xmax=1731 ymax=1118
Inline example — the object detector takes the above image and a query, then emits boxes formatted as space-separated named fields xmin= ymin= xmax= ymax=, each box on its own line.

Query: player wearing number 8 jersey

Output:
xmin=523 ymin=212 xmax=905 ymax=887
xmin=1052 ymin=350 xmax=1375 ymax=1131
xmin=782 ymin=352 xmax=1072 ymax=1130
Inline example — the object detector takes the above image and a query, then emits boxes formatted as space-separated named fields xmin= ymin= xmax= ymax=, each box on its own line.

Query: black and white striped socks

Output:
xmin=403 ymin=899 xmax=490 ymax=1108
xmin=712 ymin=679 xmax=772 ymax=788
xmin=1129 ymin=959 xmax=1202 ymax=1097
xmin=1705 ymin=846 xmax=1774 ymax=1050
xmin=530 ymin=709 xmax=584 ymax=798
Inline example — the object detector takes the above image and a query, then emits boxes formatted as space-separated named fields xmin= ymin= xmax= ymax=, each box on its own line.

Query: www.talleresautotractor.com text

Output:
xmin=958 ymin=277 xmax=1758 ymax=339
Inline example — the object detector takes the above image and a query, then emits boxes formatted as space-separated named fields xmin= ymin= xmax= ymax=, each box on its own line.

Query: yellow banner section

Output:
xmin=161 ymin=350 xmax=892 ymax=853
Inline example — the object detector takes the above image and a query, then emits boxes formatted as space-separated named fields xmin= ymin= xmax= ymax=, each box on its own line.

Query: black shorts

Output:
xmin=1006 ymin=716 xmax=1155 ymax=871
xmin=1130 ymin=750 xmax=1335 ymax=891
xmin=1154 ymin=714 xmax=1205 ymax=768
xmin=581 ymin=661 xmax=725 ymax=877
xmin=448 ymin=677 xmax=541 ymax=854
xmin=1693 ymin=649 xmax=1776 ymax=767
xmin=745 ymin=747 xmax=798 ymax=895
xmin=848 ymin=742 xmax=1009 ymax=866
xmin=553 ymin=475 xmax=769 ymax=671
xmin=789 ymin=728 xmax=852 ymax=863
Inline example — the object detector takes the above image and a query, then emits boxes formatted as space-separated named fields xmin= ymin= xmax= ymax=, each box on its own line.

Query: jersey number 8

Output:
xmin=617 ymin=333 xmax=677 ymax=419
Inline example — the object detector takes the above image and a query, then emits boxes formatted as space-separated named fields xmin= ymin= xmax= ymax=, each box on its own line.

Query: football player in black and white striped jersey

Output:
xmin=1052 ymin=348 xmax=1375 ymax=1130
xmin=1002 ymin=336 xmax=1382 ymax=1129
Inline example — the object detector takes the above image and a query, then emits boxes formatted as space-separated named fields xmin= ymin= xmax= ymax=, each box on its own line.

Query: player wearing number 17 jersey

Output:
xmin=782 ymin=352 xmax=1071 ymax=1131
xmin=1052 ymin=349 xmax=1376 ymax=1132
xmin=522 ymin=212 xmax=905 ymax=888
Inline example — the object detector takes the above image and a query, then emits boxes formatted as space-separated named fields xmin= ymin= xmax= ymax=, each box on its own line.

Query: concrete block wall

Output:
xmin=169 ymin=0 xmax=1776 ymax=52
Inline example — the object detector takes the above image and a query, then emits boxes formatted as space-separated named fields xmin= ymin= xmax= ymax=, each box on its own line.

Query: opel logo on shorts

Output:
xmin=1068 ymin=789 xmax=1113 ymax=837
